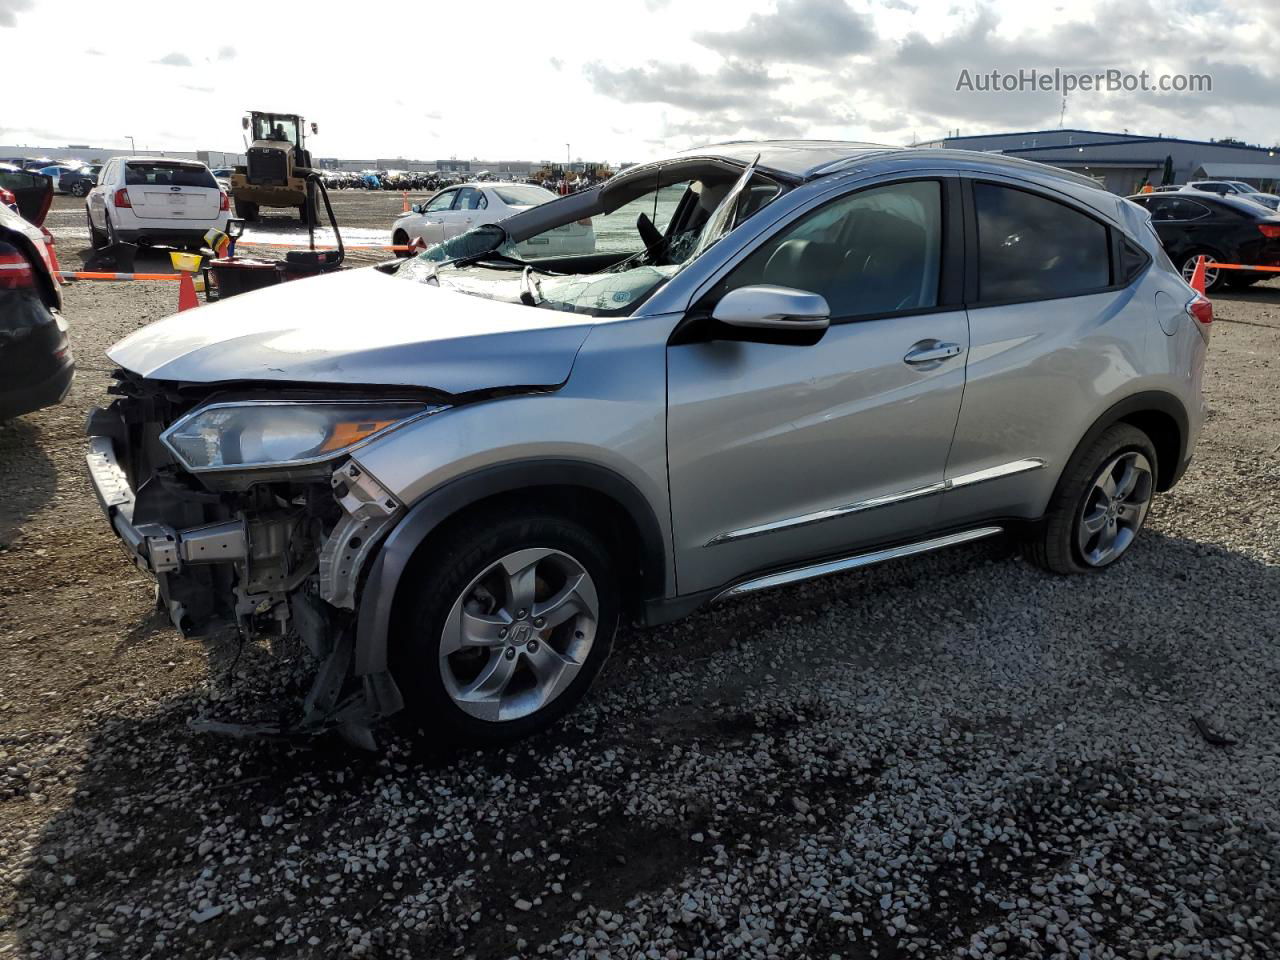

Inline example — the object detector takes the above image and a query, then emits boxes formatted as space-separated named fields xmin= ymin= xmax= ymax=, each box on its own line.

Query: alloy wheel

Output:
xmin=438 ymin=547 xmax=599 ymax=722
xmin=1077 ymin=451 xmax=1153 ymax=567
xmin=1181 ymin=253 xmax=1219 ymax=289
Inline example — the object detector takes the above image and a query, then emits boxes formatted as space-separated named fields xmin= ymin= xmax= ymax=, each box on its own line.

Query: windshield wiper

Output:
xmin=456 ymin=251 xmax=530 ymax=270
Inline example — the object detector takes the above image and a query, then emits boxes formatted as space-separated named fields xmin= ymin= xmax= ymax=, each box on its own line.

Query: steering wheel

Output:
xmin=636 ymin=212 xmax=663 ymax=251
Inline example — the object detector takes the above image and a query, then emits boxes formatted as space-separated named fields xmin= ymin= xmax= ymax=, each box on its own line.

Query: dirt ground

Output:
xmin=1 ymin=193 xmax=1278 ymax=959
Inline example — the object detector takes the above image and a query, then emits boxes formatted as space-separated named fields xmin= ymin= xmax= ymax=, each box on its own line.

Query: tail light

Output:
xmin=1186 ymin=293 xmax=1213 ymax=326
xmin=0 ymin=242 xmax=35 ymax=290
xmin=113 ymin=188 xmax=132 ymax=208
xmin=0 ymin=186 xmax=15 ymax=210
xmin=1259 ymin=223 xmax=1280 ymax=239
xmin=40 ymin=226 xmax=62 ymax=281
xmin=219 ymin=191 xmax=230 ymax=211
xmin=576 ymin=217 xmax=593 ymax=227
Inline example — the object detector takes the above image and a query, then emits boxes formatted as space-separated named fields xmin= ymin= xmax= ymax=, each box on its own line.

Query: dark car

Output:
xmin=60 ymin=164 xmax=102 ymax=198
xmin=0 ymin=164 xmax=74 ymax=419
xmin=1127 ymin=191 xmax=1280 ymax=291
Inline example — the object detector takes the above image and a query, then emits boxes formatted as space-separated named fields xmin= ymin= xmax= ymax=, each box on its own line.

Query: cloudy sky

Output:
xmin=2 ymin=0 xmax=1277 ymax=163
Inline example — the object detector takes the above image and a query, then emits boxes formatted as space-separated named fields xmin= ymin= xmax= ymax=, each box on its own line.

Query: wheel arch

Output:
xmin=353 ymin=458 xmax=668 ymax=678
xmin=1065 ymin=391 xmax=1189 ymax=495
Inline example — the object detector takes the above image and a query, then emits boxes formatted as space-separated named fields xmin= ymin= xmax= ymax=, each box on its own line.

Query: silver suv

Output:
xmin=87 ymin=142 xmax=1209 ymax=745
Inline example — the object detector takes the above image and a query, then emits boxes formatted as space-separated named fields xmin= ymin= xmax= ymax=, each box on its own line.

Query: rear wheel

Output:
xmin=1024 ymin=423 xmax=1158 ymax=574
xmin=70 ymin=180 xmax=91 ymax=198
xmin=235 ymin=198 xmax=259 ymax=222
xmin=391 ymin=509 xmax=619 ymax=743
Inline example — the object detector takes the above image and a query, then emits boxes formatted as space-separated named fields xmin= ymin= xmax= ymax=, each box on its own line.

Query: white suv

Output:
xmin=86 ymin=157 xmax=229 ymax=249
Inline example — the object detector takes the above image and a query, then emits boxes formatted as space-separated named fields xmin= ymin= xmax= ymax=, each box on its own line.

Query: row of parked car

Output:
xmin=0 ymin=157 xmax=103 ymax=197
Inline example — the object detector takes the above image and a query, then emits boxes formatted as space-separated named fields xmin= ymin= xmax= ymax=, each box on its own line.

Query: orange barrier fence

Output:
xmin=1209 ymin=263 xmax=1280 ymax=273
xmin=237 ymin=240 xmax=413 ymax=252
xmin=58 ymin=271 xmax=185 ymax=281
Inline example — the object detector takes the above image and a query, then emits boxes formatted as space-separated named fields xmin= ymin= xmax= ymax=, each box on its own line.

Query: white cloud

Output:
xmin=0 ymin=0 xmax=33 ymax=28
xmin=0 ymin=0 xmax=1277 ymax=162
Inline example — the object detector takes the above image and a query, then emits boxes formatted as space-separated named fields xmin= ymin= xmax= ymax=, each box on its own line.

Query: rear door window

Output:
xmin=124 ymin=162 xmax=217 ymax=188
xmin=974 ymin=183 xmax=1111 ymax=302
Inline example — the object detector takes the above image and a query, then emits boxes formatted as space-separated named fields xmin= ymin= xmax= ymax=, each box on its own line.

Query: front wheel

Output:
xmin=87 ymin=211 xmax=106 ymax=249
xmin=70 ymin=181 xmax=91 ymax=198
xmin=391 ymin=510 xmax=619 ymax=743
xmin=1024 ymin=423 xmax=1158 ymax=574
xmin=392 ymin=230 xmax=411 ymax=257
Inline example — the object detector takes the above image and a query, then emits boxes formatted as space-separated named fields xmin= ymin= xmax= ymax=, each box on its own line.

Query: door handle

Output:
xmin=904 ymin=340 xmax=964 ymax=365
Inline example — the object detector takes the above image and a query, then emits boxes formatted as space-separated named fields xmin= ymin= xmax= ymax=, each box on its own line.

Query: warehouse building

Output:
xmin=919 ymin=129 xmax=1280 ymax=195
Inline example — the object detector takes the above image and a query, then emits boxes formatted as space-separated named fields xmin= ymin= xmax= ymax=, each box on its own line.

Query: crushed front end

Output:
xmin=85 ymin=371 xmax=441 ymax=746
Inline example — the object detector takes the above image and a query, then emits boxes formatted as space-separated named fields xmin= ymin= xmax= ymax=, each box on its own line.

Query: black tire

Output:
xmin=235 ymin=198 xmax=259 ymax=222
xmin=391 ymin=508 xmax=619 ymax=744
xmin=1180 ymin=249 xmax=1226 ymax=292
xmin=87 ymin=211 xmax=106 ymax=249
xmin=1023 ymin=423 xmax=1158 ymax=574
xmin=70 ymin=180 xmax=91 ymax=198
xmin=392 ymin=230 xmax=410 ymax=257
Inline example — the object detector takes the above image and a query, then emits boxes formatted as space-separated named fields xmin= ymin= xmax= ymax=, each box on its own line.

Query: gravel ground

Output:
xmin=1 ymin=194 xmax=1278 ymax=959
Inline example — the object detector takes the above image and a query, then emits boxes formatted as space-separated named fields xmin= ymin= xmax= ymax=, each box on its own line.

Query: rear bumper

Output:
xmin=0 ymin=302 xmax=74 ymax=419
xmin=115 ymin=227 xmax=222 ymax=246
xmin=0 ymin=356 xmax=73 ymax=419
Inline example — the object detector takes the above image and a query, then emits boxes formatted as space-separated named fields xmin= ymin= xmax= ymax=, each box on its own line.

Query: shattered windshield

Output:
xmin=396 ymin=167 xmax=783 ymax=317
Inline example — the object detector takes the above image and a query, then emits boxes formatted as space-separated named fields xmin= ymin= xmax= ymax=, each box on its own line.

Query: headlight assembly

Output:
xmin=162 ymin=401 xmax=443 ymax=472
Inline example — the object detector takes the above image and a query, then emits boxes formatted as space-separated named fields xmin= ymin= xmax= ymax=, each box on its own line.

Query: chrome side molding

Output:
xmin=707 ymin=458 xmax=1044 ymax=546
xmin=714 ymin=526 xmax=1004 ymax=602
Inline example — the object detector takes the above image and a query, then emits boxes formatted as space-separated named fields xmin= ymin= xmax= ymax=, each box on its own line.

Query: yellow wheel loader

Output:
xmin=230 ymin=111 xmax=320 ymax=223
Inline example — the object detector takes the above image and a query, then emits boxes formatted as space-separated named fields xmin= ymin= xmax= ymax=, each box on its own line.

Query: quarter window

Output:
xmin=715 ymin=180 xmax=943 ymax=318
xmin=974 ymin=183 xmax=1111 ymax=302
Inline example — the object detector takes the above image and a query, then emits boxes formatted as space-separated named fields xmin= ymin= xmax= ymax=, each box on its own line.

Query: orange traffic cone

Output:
xmin=177 ymin=270 xmax=199 ymax=311
xmin=402 ymin=191 xmax=410 ymax=212
xmin=1189 ymin=255 xmax=1207 ymax=295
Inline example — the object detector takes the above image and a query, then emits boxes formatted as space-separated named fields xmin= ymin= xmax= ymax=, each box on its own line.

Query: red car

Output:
xmin=0 ymin=163 xmax=73 ymax=419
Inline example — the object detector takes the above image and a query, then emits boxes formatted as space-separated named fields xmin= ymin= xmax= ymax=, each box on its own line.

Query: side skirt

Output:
xmin=714 ymin=526 xmax=1004 ymax=601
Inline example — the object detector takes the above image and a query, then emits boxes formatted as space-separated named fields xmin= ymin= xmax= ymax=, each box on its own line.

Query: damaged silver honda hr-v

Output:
xmin=87 ymin=141 xmax=1207 ymax=747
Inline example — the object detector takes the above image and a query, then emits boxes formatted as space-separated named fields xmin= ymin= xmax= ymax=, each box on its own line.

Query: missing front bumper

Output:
xmin=85 ymin=426 xmax=404 ymax=748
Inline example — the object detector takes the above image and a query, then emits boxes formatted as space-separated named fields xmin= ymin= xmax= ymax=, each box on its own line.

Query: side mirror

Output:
xmin=241 ymin=116 xmax=250 ymax=131
xmin=712 ymin=285 xmax=830 ymax=332
xmin=410 ymin=203 xmax=423 ymax=214
xmin=310 ymin=122 xmax=319 ymax=135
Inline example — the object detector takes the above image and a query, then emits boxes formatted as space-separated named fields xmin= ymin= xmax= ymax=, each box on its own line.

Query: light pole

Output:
xmin=126 ymin=135 xmax=135 ymax=153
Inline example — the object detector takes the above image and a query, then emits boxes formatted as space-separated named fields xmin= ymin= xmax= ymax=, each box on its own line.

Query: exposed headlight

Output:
xmin=162 ymin=401 xmax=442 ymax=472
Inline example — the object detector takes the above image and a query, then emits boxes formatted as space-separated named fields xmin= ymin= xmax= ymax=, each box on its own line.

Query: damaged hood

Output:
xmin=107 ymin=266 xmax=596 ymax=392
